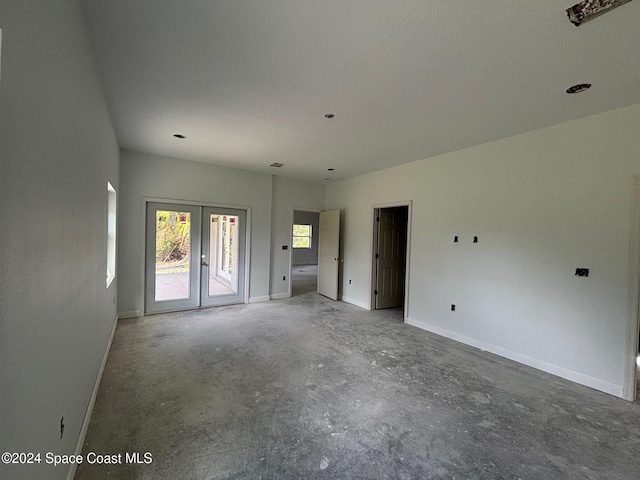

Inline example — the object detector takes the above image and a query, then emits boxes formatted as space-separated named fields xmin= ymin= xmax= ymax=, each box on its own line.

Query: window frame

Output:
xmin=292 ymin=224 xmax=312 ymax=249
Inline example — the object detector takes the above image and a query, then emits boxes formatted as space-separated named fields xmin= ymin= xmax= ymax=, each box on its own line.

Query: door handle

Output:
xmin=201 ymin=261 xmax=209 ymax=267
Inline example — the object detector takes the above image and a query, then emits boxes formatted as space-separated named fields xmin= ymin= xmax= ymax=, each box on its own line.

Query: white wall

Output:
xmin=0 ymin=2 xmax=120 ymax=479
xmin=327 ymin=103 xmax=640 ymax=398
xmin=269 ymin=176 xmax=325 ymax=298
xmin=292 ymin=210 xmax=320 ymax=265
xmin=118 ymin=150 xmax=275 ymax=313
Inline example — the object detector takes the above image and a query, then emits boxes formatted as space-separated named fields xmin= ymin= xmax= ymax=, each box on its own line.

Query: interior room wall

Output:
xmin=292 ymin=210 xmax=320 ymax=266
xmin=269 ymin=176 xmax=325 ymax=299
xmin=118 ymin=150 xmax=274 ymax=314
xmin=326 ymin=103 xmax=640 ymax=398
xmin=0 ymin=1 xmax=120 ymax=479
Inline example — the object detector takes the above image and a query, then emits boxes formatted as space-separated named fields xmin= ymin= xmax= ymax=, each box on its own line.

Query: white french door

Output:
xmin=145 ymin=202 xmax=246 ymax=314
xmin=200 ymin=207 xmax=246 ymax=308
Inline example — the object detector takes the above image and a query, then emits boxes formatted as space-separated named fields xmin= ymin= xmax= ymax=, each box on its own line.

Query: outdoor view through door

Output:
xmin=205 ymin=214 xmax=238 ymax=297
xmin=145 ymin=202 xmax=246 ymax=314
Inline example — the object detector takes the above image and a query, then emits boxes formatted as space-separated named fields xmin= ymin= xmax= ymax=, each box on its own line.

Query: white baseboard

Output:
xmin=118 ymin=310 xmax=141 ymax=319
xmin=270 ymin=293 xmax=291 ymax=300
xmin=406 ymin=317 xmax=623 ymax=399
xmin=249 ymin=295 xmax=270 ymax=303
xmin=67 ymin=314 xmax=118 ymax=480
xmin=341 ymin=296 xmax=370 ymax=310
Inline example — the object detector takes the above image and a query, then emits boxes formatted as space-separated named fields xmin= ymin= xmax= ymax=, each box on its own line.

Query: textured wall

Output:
xmin=0 ymin=1 xmax=120 ymax=479
xmin=327 ymin=104 xmax=640 ymax=398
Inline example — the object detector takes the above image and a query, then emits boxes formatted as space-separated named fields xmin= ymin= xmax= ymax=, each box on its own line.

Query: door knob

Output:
xmin=201 ymin=261 xmax=209 ymax=267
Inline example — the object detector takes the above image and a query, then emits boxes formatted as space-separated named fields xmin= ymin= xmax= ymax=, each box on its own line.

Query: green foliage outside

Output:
xmin=292 ymin=224 xmax=311 ymax=248
xmin=156 ymin=211 xmax=190 ymax=272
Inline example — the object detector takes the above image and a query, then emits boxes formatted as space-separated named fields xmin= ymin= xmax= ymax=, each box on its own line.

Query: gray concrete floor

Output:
xmin=76 ymin=293 xmax=640 ymax=479
xmin=291 ymin=265 xmax=317 ymax=297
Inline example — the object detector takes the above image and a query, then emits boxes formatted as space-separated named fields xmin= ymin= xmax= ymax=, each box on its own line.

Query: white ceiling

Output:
xmin=80 ymin=0 xmax=640 ymax=183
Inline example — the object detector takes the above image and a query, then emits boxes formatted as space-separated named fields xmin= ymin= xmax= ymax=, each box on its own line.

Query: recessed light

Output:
xmin=325 ymin=178 xmax=331 ymax=181
xmin=327 ymin=168 xmax=335 ymax=171
xmin=324 ymin=113 xmax=334 ymax=119
xmin=566 ymin=83 xmax=591 ymax=94
xmin=173 ymin=134 xmax=186 ymax=139
xmin=270 ymin=162 xmax=285 ymax=168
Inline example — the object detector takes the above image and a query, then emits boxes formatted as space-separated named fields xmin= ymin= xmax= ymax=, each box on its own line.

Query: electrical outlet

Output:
xmin=451 ymin=304 xmax=456 ymax=311
xmin=282 ymin=275 xmax=286 ymax=281
xmin=349 ymin=279 xmax=352 ymax=284
xmin=60 ymin=417 xmax=65 ymax=439
xmin=575 ymin=268 xmax=589 ymax=277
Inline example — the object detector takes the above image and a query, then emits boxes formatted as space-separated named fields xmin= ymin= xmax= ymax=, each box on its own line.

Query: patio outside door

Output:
xmin=145 ymin=203 xmax=246 ymax=314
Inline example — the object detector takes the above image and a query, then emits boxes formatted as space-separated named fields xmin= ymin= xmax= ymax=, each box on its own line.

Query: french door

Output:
xmin=145 ymin=202 xmax=246 ymax=314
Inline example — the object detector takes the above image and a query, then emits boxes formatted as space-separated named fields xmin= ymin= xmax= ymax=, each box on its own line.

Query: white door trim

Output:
xmin=370 ymin=201 xmax=413 ymax=322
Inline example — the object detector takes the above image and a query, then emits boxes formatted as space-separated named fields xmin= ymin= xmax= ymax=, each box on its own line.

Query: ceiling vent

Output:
xmin=270 ymin=162 xmax=285 ymax=168
xmin=566 ymin=83 xmax=592 ymax=94
xmin=567 ymin=0 xmax=634 ymax=26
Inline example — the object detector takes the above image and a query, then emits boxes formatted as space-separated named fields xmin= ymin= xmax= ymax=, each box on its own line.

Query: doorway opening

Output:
xmin=291 ymin=209 xmax=320 ymax=296
xmin=144 ymin=202 xmax=247 ymax=314
xmin=372 ymin=204 xmax=410 ymax=317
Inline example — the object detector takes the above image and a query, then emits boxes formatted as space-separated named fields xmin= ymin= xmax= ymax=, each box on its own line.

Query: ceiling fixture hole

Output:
xmin=324 ymin=113 xmax=334 ymax=119
xmin=270 ymin=162 xmax=285 ymax=168
xmin=566 ymin=83 xmax=591 ymax=94
xmin=327 ymin=168 xmax=335 ymax=171
xmin=173 ymin=134 xmax=186 ymax=139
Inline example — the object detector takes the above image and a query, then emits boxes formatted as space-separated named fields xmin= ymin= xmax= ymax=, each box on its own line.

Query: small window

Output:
xmin=292 ymin=224 xmax=311 ymax=249
xmin=106 ymin=182 xmax=117 ymax=287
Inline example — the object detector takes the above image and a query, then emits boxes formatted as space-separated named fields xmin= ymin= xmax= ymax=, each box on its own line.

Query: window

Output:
xmin=292 ymin=224 xmax=311 ymax=249
xmin=106 ymin=182 xmax=117 ymax=287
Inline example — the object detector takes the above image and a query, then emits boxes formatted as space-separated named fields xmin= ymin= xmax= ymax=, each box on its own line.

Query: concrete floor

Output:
xmin=291 ymin=264 xmax=317 ymax=297
xmin=76 ymin=293 xmax=640 ymax=480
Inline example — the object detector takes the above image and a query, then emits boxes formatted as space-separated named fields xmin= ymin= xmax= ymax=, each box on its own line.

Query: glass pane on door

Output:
xmin=154 ymin=210 xmax=192 ymax=301
xmin=145 ymin=203 xmax=200 ymax=315
xmin=201 ymin=207 xmax=246 ymax=307
xmin=207 ymin=214 xmax=239 ymax=296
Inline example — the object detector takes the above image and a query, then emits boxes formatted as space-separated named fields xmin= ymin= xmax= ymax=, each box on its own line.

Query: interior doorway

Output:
xmin=372 ymin=204 xmax=410 ymax=313
xmin=144 ymin=202 xmax=247 ymax=314
xmin=291 ymin=209 xmax=320 ymax=296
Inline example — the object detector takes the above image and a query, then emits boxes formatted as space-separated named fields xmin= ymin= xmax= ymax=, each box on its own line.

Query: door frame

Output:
xmin=623 ymin=175 xmax=640 ymax=400
xmin=140 ymin=197 xmax=251 ymax=315
xmin=370 ymin=201 xmax=412 ymax=321
xmin=287 ymin=207 xmax=322 ymax=298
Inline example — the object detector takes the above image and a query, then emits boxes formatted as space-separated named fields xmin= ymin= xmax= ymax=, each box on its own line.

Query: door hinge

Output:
xmin=376 ymin=217 xmax=380 ymax=222
xmin=375 ymin=253 xmax=379 ymax=259
xmin=374 ymin=290 xmax=378 ymax=295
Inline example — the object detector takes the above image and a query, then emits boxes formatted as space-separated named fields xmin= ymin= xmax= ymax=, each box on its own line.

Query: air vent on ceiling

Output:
xmin=566 ymin=83 xmax=592 ymax=94
xmin=270 ymin=163 xmax=285 ymax=168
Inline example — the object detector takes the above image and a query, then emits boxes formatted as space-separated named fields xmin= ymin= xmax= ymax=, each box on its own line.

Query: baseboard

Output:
xmin=249 ymin=295 xmax=270 ymax=303
xmin=270 ymin=293 xmax=291 ymax=300
xmin=341 ymin=296 xmax=370 ymax=310
xmin=118 ymin=310 xmax=141 ymax=319
xmin=66 ymin=313 xmax=118 ymax=480
xmin=406 ymin=317 xmax=624 ymax=399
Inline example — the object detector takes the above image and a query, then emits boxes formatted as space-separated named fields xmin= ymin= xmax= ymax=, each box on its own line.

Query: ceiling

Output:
xmin=80 ymin=0 xmax=640 ymax=184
